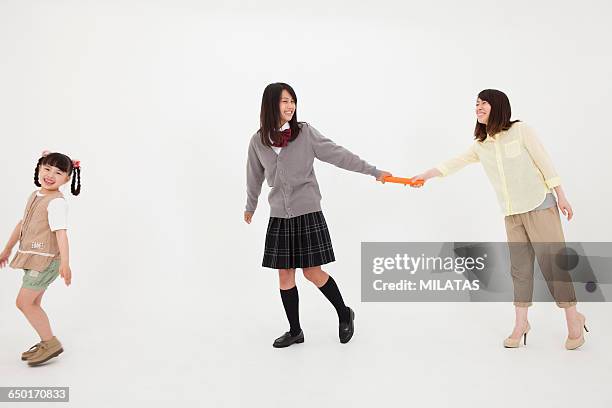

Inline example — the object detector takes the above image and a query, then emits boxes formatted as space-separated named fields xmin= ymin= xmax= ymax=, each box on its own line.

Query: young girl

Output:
xmin=0 ymin=151 xmax=81 ymax=366
xmin=413 ymin=89 xmax=587 ymax=350
xmin=245 ymin=83 xmax=391 ymax=348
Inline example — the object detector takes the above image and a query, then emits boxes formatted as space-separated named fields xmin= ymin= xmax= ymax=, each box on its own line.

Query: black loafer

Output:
xmin=273 ymin=330 xmax=305 ymax=348
xmin=339 ymin=307 xmax=355 ymax=344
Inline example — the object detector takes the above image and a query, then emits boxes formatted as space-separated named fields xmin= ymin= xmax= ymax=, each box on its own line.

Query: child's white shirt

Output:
xmin=36 ymin=190 xmax=68 ymax=231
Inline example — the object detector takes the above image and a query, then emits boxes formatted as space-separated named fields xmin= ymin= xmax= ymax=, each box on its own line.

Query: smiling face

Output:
xmin=279 ymin=89 xmax=296 ymax=126
xmin=38 ymin=164 xmax=70 ymax=192
xmin=476 ymin=98 xmax=491 ymax=124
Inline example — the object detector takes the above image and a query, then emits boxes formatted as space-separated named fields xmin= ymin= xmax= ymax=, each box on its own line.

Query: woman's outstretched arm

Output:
xmin=413 ymin=144 xmax=479 ymax=185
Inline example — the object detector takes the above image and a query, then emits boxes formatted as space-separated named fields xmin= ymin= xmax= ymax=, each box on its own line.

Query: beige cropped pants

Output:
xmin=504 ymin=206 xmax=577 ymax=308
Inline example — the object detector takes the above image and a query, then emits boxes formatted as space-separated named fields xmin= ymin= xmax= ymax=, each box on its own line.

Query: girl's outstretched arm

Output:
xmin=0 ymin=220 xmax=22 ymax=268
xmin=55 ymin=229 xmax=72 ymax=286
xmin=309 ymin=125 xmax=390 ymax=181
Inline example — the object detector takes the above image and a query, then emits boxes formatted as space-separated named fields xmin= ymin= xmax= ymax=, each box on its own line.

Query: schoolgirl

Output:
xmin=245 ymin=83 xmax=390 ymax=348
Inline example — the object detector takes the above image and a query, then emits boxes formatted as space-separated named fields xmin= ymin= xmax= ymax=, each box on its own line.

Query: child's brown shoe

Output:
xmin=27 ymin=337 xmax=63 ymax=367
xmin=21 ymin=342 xmax=42 ymax=361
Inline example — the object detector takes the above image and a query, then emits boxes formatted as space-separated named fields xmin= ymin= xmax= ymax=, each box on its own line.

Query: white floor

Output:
xmin=2 ymin=273 xmax=610 ymax=407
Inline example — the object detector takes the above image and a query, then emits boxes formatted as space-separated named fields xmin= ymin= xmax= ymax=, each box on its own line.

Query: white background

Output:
xmin=1 ymin=0 xmax=611 ymax=407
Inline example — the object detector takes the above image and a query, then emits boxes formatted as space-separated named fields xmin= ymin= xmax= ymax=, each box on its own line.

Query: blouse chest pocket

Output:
xmin=503 ymin=140 xmax=521 ymax=158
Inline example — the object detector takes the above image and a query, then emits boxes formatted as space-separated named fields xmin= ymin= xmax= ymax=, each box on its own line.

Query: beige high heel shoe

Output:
xmin=504 ymin=322 xmax=531 ymax=348
xmin=565 ymin=314 xmax=589 ymax=350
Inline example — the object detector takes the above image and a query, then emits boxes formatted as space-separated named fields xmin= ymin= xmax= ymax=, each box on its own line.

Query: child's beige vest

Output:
xmin=10 ymin=190 xmax=63 ymax=271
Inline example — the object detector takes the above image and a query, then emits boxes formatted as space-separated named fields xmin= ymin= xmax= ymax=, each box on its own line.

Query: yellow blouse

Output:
xmin=436 ymin=122 xmax=561 ymax=216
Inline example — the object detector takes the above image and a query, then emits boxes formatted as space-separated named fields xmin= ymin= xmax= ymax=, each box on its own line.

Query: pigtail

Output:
xmin=34 ymin=151 xmax=81 ymax=195
xmin=33 ymin=157 xmax=44 ymax=187
xmin=71 ymin=166 xmax=81 ymax=196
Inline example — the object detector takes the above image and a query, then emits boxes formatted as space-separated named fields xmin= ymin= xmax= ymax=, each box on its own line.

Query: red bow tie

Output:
xmin=272 ymin=128 xmax=292 ymax=148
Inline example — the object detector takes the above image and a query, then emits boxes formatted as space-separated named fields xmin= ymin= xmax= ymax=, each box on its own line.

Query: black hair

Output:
xmin=34 ymin=152 xmax=82 ymax=196
xmin=259 ymin=82 xmax=302 ymax=146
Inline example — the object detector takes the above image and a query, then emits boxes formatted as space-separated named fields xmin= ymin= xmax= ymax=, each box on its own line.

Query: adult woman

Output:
xmin=413 ymin=89 xmax=587 ymax=349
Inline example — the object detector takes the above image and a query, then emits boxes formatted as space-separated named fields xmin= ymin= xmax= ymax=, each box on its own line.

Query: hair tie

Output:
xmin=41 ymin=150 xmax=51 ymax=157
xmin=72 ymin=160 xmax=81 ymax=169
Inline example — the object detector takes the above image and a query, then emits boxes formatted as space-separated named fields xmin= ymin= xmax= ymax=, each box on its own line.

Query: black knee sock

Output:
xmin=280 ymin=286 xmax=301 ymax=336
xmin=318 ymin=276 xmax=350 ymax=323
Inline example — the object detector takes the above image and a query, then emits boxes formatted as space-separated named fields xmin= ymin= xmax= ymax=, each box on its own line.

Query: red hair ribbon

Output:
xmin=72 ymin=160 xmax=81 ymax=169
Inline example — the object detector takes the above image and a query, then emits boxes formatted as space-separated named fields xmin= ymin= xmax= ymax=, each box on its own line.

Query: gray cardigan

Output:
xmin=246 ymin=123 xmax=382 ymax=218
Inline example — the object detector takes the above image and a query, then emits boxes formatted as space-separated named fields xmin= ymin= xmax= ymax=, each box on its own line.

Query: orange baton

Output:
xmin=382 ymin=176 xmax=425 ymax=187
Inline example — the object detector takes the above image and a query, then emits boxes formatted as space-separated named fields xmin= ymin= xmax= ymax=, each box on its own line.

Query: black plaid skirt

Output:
xmin=262 ymin=211 xmax=336 ymax=269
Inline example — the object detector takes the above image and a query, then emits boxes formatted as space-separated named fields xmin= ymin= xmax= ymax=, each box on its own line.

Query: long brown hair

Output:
xmin=474 ymin=89 xmax=520 ymax=142
xmin=259 ymin=83 xmax=301 ymax=146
